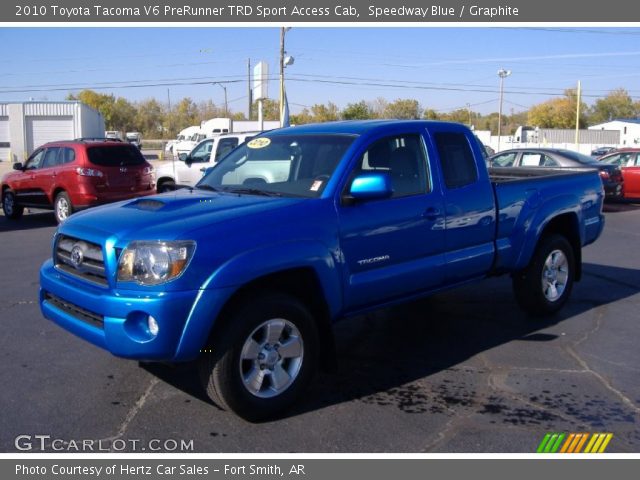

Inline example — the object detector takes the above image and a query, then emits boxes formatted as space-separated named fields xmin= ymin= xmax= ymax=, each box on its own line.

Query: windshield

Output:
xmin=197 ymin=134 xmax=355 ymax=198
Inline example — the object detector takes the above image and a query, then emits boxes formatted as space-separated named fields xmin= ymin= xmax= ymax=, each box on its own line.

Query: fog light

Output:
xmin=148 ymin=316 xmax=159 ymax=336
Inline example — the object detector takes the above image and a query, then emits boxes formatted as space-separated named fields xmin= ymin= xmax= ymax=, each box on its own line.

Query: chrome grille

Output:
xmin=44 ymin=292 xmax=104 ymax=329
xmin=55 ymin=235 xmax=108 ymax=287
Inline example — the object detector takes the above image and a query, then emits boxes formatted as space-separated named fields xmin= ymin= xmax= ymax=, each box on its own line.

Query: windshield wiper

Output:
xmin=224 ymin=187 xmax=283 ymax=197
xmin=195 ymin=184 xmax=220 ymax=192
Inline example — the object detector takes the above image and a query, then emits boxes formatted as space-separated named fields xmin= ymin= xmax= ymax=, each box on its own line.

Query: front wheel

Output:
xmin=198 ymin=293 xmax=319 ymax=421
xmin=513 ymin=234 xmax=575 ymax=316
xmin=54 ymin=191 xmax=73 ymax=224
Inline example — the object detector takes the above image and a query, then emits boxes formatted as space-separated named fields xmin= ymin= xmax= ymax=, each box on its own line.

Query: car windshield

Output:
xmin=197 ymin=134 xmax=355 ymax=198
xmin=557 ymin=150 xmax=600 ymax=165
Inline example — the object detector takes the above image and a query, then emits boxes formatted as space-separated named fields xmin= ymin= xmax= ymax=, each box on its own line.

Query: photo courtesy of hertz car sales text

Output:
xmin=40 ymin=120 xmax=605 ymax=421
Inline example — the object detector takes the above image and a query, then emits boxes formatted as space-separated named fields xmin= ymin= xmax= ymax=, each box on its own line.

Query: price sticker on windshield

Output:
xmin=247 ymin=138 xmax=271 ymax=149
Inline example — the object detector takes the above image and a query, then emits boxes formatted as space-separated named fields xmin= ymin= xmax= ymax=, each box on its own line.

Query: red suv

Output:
xmin=2 ymin=139 xmax=155 ymax=223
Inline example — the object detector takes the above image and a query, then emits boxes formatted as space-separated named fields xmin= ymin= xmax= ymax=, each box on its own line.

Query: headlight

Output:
xmin=117 ymin=241 xmax=196 ymax=285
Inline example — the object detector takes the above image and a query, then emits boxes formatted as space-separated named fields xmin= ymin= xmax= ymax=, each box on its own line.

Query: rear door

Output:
xmin=426 ymin=125 xmax=497 ymax=283
xmin=337 ymin=131 xmax=447 ymax=309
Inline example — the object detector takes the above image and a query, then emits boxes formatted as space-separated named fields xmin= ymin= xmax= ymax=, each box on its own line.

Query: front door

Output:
xmin=337 ymin=132 xmax=446 ymax=310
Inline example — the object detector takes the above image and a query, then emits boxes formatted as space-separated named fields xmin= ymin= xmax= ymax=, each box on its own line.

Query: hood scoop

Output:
xmin=126 ymin=199 xmax=167 ymax=211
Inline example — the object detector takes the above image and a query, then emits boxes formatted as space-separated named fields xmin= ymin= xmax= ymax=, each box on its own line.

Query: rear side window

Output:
xmin=491 ymin=152 xmax=517 ymax=167
xmin=87 ymin=145 xmax=145 ymax=167
xmin=60 ymin=147 xmax=76 ymax=164
xmin=435 ymin=132 xmax=478 ymax=188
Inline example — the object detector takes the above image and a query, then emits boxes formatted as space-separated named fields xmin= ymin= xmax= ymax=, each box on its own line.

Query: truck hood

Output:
xmin=61 ymin=189 xmax=306 ymax=242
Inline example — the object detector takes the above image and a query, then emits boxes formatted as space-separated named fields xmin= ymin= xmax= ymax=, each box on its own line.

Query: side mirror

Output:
xmin=13 ymin=162 xmax=24 ymax=171
xmin=347 ymin=172 xmax=393 ymax=202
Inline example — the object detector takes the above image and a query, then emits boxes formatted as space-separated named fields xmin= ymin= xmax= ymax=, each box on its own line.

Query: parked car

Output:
xmin=40 ymin=120 xmax=605 ymax=420
xmin=488 ymin=148 xmax=623 ymax=200
xmin=591 ymin=146 xmax=617 ymax=158
xmin=2 ymin=139 xmax=155 ymax=223
xmin=155 ymin=132 xmax=256 ymax=192
xmin=598 ymin=148 xmax=640 ymax=200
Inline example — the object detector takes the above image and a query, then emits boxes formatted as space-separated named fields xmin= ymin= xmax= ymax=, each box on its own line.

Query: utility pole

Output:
xmin=497 ymin=68 xmax=511 ymax=152
xmin=466 ymin=103 xmax=472 ymax=126
xmin=247 ymin=58 xmax=252 ymax=120
xmin=280 ymin=27 xmax=285 ymax=126
xmin=575 ymin=80 xmax=582 ymax=148
xmin=213 ymin=83 xmax=228 ymax=117
xmin=167 ymin=88 xmax=171 ymax=137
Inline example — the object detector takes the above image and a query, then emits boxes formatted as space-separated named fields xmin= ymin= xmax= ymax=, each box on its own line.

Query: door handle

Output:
xmin=423 ymin=207 xmax=441 ymax=221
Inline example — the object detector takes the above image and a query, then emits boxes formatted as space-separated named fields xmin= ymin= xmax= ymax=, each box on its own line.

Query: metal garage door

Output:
xmin=25 ymin=116 xmax=74 ymax=154
xmin=0 ymin=116 xmax=9 ymax=162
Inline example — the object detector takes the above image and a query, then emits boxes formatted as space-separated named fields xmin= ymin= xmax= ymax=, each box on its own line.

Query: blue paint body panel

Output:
xmin=39 ymin=120 xmax=605 ymax=362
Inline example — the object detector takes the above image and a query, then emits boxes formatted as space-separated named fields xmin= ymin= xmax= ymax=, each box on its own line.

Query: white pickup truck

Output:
xmin=155 ymin=132 xmax=256 ymax=192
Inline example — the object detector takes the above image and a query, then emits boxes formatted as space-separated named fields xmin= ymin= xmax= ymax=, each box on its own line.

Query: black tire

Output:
xmin=157 ymin=180 xmax=175 ymax=193
xmin=198 ymin=292 xmax=319 ymax=422
xmin=54 ymin=191 xmax=73 ymax=224
xmin=512 ymin=234 xmax=575 ymax=316
xmin=2 ymin=190 xmax=24 ymax=220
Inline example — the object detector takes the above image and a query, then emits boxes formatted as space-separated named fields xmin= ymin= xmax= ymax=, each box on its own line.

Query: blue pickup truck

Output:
xmin=40 ymin=120 xmax=605 ymax=420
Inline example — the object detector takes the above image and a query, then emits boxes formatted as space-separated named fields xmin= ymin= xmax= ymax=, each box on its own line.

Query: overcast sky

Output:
xmin=1 ymin=27 xmax=640 ymax=115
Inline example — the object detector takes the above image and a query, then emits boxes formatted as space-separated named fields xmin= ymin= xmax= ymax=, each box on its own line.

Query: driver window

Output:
xmin=354 ymin=134 xmax=429 ymax=198
xmin=190 ymin=141 xmax=213 ymax=162
xmin=25 ymin=149 xmax=45 ymax=170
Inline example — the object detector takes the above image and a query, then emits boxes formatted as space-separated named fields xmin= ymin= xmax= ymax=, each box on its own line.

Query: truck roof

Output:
xmin=271 ymin=120 xmax=466 ymax=136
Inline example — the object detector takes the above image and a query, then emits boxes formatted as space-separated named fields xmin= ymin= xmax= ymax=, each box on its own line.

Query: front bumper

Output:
xmin=40 ymin=260 xmax=233 ymax=362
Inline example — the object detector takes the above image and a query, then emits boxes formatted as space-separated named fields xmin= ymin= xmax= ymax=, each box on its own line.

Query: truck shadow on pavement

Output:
xmin=0 ymin=212 xmax=57 ymax=231
xmin=141 ymin=262 xmax=640 ymax=426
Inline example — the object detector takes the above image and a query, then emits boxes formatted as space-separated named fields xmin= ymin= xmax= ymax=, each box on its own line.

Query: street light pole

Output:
xmin=497 ymin=68 xmax=511 ymax=152
xmin=279 ymin=27 xmax=294 ymax=127
xmin=213 ymin=82 xmax=228 ymax=118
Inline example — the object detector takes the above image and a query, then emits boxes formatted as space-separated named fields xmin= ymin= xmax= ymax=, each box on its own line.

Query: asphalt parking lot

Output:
xmin=0 ymin=200 xmax=638 ymax=453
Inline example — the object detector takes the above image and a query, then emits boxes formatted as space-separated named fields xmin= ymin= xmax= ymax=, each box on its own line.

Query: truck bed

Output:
xmin=488 ymin=166 xmax=599 ymax=183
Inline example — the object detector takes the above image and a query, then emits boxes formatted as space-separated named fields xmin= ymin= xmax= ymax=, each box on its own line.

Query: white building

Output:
xmin=588 ymin=119 xmax=640 ymax=147
xmin=0 ymin=101 xmax=104 ymax=163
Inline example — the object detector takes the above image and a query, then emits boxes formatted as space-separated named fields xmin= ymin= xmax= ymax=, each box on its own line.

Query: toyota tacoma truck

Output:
xmin=39 ymin=120 xmax=605 ymax=421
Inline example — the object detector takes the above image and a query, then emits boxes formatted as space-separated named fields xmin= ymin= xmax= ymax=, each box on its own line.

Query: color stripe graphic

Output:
xmin=536 ymin=433 xmax=613 ymax=453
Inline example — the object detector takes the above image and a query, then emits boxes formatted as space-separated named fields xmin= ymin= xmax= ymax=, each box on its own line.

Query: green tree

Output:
xmin=422 ymin=108 xmax=440 ymax=120
xmin=108 ymin=97 xmax=136 ymax=133
xmin=135 ymin=98 xmax=164 ymax=137
xmin=588 ymin=88 xmax=639 ymax=125
xmin=251 ymin=99 xmax=280 ymax=121
xmin=290 ymin=108 xmax=314 ymax=125
xmin=167 ymin=98 xmax=200 ymax=133
xmin=528 ymin=89 xmax=587 ymax=129
xmin=68 ymin=89 xmax=116 ymax=127
xmin=310 ymin=102 xmax=339 ymax=122
xmin=341 ymin=100 xmax=374 ymax=120
xmin=383 ymin=99 xmax=421 ymax=119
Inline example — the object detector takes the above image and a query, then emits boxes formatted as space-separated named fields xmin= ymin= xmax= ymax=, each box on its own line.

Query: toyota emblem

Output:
xmin=70 ymin=245 xmax=84 ymax=269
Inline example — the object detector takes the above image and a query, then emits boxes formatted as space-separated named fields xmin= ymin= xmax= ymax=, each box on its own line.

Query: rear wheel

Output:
xmin=54 ymin=191 xmax=73 ymax=224
xmin=513 ymin=234 xmax=575 ymax=316
xmin=2 ymin=190 xmax=24 ymax=220
xmin=199 ymin=292 xmax=319 ymax=422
